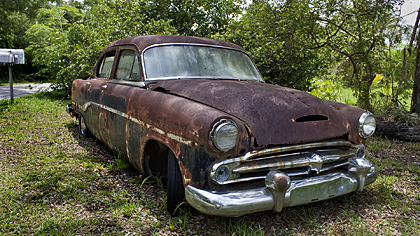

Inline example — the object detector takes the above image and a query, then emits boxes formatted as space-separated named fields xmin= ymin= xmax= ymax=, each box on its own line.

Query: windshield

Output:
xmin=143 ymin=44 xmax=263 ymax=82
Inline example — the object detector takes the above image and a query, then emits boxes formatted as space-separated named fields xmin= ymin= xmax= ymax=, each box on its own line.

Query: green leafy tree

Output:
xmin=223 ymin=1 xmax=323 ymax=91
xmin=295 ymin=0 xmax=403 ymax=110
xmin=25 ymin=0 xmax=243 ymax=90
xmin=0 ymin=0 xmax=55 ymax=83
xmin=26 ymin=1 xmax=175 ymax=89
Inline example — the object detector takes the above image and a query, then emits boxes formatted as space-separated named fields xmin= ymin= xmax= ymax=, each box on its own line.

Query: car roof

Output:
xmin=104 ymin=35 xmax=245 ymax=52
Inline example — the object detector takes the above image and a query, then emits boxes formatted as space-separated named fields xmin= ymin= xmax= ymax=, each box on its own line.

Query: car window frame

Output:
xmin=141 ymin=43 xmax=264 ymax=82
xmin=96 ymin=50 xmax=117 ymax=79
xmin=115 ymin=49 xmax=141 ymax=81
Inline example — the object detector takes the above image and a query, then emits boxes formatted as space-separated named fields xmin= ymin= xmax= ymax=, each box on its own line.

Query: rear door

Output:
xmin=87 ymin=49 xmax=116 ymax=140
xmin=99 ymin=47 xmax=141 ymax=156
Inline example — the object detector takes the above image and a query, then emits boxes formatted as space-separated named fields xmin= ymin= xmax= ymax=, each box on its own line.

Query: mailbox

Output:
xmin=1 ymin=49 xmax=25 ymax=104
xmin=0 ymin=49 xmax=25 ymax=65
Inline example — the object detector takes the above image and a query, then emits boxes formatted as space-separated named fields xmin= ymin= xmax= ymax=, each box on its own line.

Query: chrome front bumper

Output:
xmin=185 ymin=157 xmax=377 ymax=217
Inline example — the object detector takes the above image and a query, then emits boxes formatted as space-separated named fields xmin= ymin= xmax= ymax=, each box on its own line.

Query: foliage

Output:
xmin=223 ymin=1 xmax=324 ymax=91
xmin=310 ymin=77 xmax=344 ymax=102
xmin=25 ymin=1 xmax=172 ymax=90
xmin=145 ymin=0 xmax=244 ymax=37
xmin=375 ymin=105 xmax=420 ymax=127
xmin=2 ymin=0 xmax=418 ymax=118
xmin=289 ymin=0 xmax=404 ymax=110
xmin=369 ymin=48 xmax=416 ymax=110
xmin=24 ymin=0 xmax=243 ymax=91
xmin=0 ymin=0 xmax=52 ymax=48
xmin=0 ymin=0 xmax=55 ymax=83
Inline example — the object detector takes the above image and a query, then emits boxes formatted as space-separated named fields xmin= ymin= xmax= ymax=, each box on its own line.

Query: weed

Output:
xmin=409 ymin=141 xmax=420 ymax=150
xmin=107 ymin=155 xmax=130 ymax=172
xmin=168 ymin=202 xmax=193 ymax=231
xmin=221 ymin=218 xmax=266 ymax=236
xmin=141 ymin=175 xmax=164 ymax=189
xmin=298 ymin=206 xmax=320 ymax=228
xmin=120 ymin=202 xmax=141 ymax=218
xmin=408 ymin=165 xmax=420 ymax=174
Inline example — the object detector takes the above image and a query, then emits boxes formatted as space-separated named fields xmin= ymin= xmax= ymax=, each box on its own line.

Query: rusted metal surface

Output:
xmin=105 ymin=35 xmax=245 ymax=54
xmin=71 ymin=78 xmax=250 ymax=188
xmin=151 ymin=79 xmax=366 ymax=147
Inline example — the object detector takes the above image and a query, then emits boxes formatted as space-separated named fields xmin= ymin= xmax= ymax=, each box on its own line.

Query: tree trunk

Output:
xmin=411 ymin=22 xmax=420 ymax=113
xmin=359 ymin=74 xmax=374 ymax=112
xmin=376 ymin=123 xmax=420 ymax=142
xmin=395 ymin=48 xmax=406 ymax=107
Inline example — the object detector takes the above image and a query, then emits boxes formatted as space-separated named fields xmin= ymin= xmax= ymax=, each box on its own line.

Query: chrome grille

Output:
xmin=211 ymin=140 xmax=363 ymax=185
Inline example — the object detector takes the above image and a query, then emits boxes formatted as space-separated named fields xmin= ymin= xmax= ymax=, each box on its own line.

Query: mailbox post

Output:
xmin=0 ymin=49 xmax=25 ymax=104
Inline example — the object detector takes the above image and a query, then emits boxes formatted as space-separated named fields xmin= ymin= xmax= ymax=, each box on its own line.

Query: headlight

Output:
xmin=358 ymin=112 xmax=376 ymax=138
xmin=210 ymin=119 xmax=239 ymax=152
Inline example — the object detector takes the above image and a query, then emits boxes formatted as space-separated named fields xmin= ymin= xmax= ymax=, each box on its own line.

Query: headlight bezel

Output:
xmin=358 ymin=111 xmax=376 ymax=138
xmin=209 ymin=119 xmax=239 ymax=152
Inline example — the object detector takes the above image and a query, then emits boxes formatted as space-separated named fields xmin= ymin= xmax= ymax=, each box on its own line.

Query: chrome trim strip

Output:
xmin=76 ymin=101 xmax=193 ymax=146
xmin=107 ymin=80 xmax=146 ymax=87
xmin=242 ymin=140 xmax=354 ymax=161
xmin=321 ymin=161 xmax=349 ymax=172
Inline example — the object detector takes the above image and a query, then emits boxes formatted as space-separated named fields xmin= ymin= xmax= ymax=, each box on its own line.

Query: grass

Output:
xmin=0 ymin=92 xmax=419 ymax=235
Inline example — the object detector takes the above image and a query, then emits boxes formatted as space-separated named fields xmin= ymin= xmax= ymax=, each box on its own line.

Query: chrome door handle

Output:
xmin=101 ymin=84 xmax=108 ymax=89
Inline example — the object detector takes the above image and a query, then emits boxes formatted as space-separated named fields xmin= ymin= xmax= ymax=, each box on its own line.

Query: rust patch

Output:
xmin=274 ymin=174 xmax=289 ymax=190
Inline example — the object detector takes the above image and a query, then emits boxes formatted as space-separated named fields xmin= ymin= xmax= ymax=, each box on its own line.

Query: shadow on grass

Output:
xmin=67 ymin=121 xmax=138 ymax=176
xmin=63 ymin=123 xmax=171 ymax=233
xmin=33 ymin=89 xmax=71 ymax=101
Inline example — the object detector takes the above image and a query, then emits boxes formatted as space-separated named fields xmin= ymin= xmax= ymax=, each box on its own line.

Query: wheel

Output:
xmin=144 ymin=142 xmax=168 ymax=177
xmin=78 ymin=114 xmax=91 ymax=137
xmin=144 ymin=152 xmax=153 ymax=176
xmin=167 ymin=151 xmax=185 ymax=216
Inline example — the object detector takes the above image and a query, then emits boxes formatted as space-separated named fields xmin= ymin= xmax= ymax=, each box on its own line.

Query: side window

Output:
xmin=116 ymin=50 xmax=140 ymax=81
xmin=98 ymin=51 xmax=116 ymax=78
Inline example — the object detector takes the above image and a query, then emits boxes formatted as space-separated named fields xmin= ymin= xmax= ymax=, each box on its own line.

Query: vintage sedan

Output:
xmin=67 ymin=35 xmax=377 ymax=217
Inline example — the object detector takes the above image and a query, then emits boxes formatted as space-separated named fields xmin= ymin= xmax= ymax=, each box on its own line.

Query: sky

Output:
xmin=401 ymin=0 xmax=420 ymax=26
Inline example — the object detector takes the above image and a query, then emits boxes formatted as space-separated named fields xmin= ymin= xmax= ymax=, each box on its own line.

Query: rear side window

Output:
xmin=115 ymin=50 xmax=140 ymax=81
xmin=97 ymin=51 xmax=116 ymax=78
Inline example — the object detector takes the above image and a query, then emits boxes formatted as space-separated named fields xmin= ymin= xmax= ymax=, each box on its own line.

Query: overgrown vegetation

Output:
xmin=1 ymin=0 xmax=419 ymax=117
xmin=0 ymin=92 xmax=419 ymax=235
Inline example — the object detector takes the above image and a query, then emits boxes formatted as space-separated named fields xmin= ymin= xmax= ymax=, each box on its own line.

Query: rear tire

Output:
xmin=78 ymin=114 xmax=91 ymax=137
xmin=167 ymin=151 xmax=185 ymax=216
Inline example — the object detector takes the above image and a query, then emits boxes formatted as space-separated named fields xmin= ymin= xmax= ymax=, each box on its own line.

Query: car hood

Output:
xmin=152 ymin=79 xmax=362 ymax=147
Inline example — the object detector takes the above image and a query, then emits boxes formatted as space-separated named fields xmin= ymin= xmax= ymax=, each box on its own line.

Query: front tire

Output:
xmin=167 ymin=151 xmax=185 ymax=216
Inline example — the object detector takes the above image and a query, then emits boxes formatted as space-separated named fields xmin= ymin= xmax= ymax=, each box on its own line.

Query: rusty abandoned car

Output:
xmin=67 ymin=35 xmax=377 ymax=217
